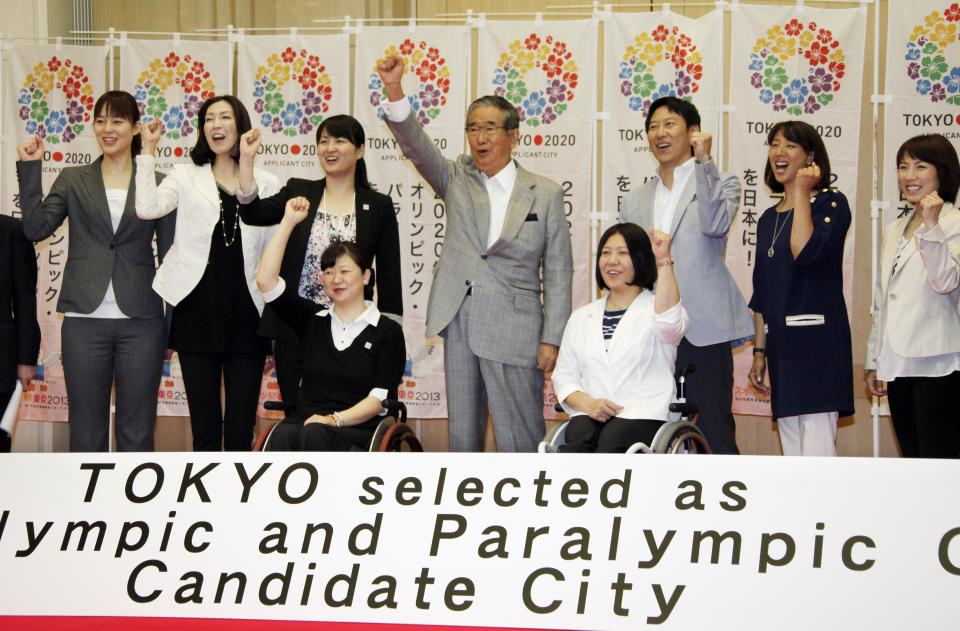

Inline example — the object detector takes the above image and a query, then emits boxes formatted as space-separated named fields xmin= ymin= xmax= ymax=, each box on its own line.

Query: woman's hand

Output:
xmin=141 ymin=119 xmax=163 ymax=156
xmin=649 ymin=229 xmax=672 ymax=260
xmin=583 ymin=396 xmax=623 ymax=422
xmin=239 ymin=128 xmax=261 ymax=164
xmin=16 ymin=135 xmax=44 ymax=161
xmin=865 ymin=370 xmax=887 ymax=397
xmin=748 ymin=354 xmax=770 ymax=395
xmin=917 ymin=191 xmax=943 ymax=229
xmin=791 ymin=163 xmax=820 ymax=199
xmin=305 ymin=414 xmax=335 ymax=426
xmin=283 ymin=197 xmax=310 ymax=226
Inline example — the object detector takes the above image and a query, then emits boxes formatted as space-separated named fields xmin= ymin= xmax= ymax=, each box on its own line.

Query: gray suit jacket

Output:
xmin=387 ymin=113 xmax=573 ymax=368
xmin=18 ymin=157 xmax=174 ymax=318
xmin=621 ymin=160 xmax=753 ymax=346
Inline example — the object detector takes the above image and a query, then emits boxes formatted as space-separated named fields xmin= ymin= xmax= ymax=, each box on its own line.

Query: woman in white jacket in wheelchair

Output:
xmin=551 ymin=223 xmax=689 ymax=452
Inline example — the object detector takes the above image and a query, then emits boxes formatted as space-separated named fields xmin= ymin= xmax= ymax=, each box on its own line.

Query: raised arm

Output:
xmin=691 ymin=131 xmax=741 ymax=237
xmin=237 ymin=128 xmax=261 ymax=204
xmin=17 ymin=135 xmax=67 ymax=242
xmin=915 ymin=194 xmax=960 ymax=294
xmin=648 ymin=229 xmax=688 ymax=343
xmin=135 ymin=120 xmax=179 ymax=219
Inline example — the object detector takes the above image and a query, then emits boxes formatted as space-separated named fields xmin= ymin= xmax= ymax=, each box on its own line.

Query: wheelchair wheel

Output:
xmin=650 ymin=421 xmax=712 ymax=454
xmin=377 ymin=421 xmax=424 ymax=452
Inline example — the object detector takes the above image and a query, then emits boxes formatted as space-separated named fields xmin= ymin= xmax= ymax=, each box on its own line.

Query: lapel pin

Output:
xmin=364 ymin=342 xmax=372 ymax=349
xmin=362 ymin=203 xmax=369 ymax=211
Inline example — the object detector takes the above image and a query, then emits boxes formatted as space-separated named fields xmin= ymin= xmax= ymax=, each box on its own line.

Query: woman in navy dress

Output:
xmin=747 ymin=120 xmax=853 ymax=456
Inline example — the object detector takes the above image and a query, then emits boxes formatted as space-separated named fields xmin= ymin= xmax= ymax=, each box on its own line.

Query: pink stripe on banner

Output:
xmin=0 ymin=618 xmax=568 ymax=631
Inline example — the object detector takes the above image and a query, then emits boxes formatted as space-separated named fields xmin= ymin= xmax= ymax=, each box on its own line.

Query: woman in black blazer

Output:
xmin=238 ymin=115 xmax=401 ymax=404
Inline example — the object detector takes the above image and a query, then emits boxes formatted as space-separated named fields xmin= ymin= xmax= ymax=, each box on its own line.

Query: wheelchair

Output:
xmin=254 ymin=398 xmax=424 ymax=452
xmin=539 ymin=364 xmax=712 ymax=454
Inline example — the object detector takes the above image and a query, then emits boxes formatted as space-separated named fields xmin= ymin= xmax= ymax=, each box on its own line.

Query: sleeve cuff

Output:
xmin=916 ymin=222 xmax=946 ymax=245
xmin=382 ymin=97 xmax=412 ymax=122
xmin=236 ymin=181 xmax=259 ymax=204
xmin=653 ymin=300 xmax=684 ymax=322
xmin=260 ymin=277 xmax=286 ymax=302
xmin=136 ymin=154 xmax=156 ymax=168
xmin=369 ymin=388 xmax=389 ymax=416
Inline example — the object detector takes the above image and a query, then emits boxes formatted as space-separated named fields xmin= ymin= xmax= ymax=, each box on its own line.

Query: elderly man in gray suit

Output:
xmin=377 ymin=54 xmax=573 ymax=452
xmin=621 ymin=96 xmax=753 ymax=455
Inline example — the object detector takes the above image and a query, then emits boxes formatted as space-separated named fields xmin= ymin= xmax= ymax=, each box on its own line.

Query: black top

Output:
xmin=239 ymin=178 xmax=402 ymax=342
xmin=171 ymin=187 xmax=268 ymax=355
xmin=749 ymin=188 xmax=854 ymax=418
xmin=268 ymin=282 xmax=405 ymax=421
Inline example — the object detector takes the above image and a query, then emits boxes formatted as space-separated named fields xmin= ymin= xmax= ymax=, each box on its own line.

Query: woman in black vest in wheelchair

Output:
xmin=256 ymin=198 xmax=405 ymax=451
xmin=551 ymin=223 xmax=688 ymax=452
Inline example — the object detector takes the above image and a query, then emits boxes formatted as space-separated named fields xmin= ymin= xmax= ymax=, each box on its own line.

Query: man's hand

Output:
xmin=376 ymin=54 xmax=406 ymax=102
xmin=537 ymin=343 xmax=559 ymax=373
xmin=690 ymin=131 xmax=712 ymax=163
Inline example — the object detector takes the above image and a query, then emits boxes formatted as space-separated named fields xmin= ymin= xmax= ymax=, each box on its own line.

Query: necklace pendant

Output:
xmin=767 ymin=247 xmax=774 ymax=258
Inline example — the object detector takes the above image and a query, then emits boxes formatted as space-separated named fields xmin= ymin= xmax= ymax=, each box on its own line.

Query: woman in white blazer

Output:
xmin=136 ymin=95 xmax=280 ymax=451
xmin=866 ymin=134 xmax=960 ymax=459
xmin=552 ymin=223 xmax=688 ymax=452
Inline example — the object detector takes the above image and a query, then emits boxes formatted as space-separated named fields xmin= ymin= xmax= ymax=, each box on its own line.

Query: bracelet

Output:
xmin=656 ymin=257 xmax=674 ymax=268
xmin=753 ymin=347 xmax=765 ymax=355
xmin=332 ymin=412 xmax=344 ymax=427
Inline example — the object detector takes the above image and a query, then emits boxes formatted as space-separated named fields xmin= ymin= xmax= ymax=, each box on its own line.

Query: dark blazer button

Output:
xmin=480 ymin=255 xmax=487 ymax=259
xmin=109 ymin=243 xmax=115 ymax=250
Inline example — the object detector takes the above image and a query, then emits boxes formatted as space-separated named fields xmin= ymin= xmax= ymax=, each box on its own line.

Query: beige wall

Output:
xmin=13 ymin=0 xmax=898 ymax=455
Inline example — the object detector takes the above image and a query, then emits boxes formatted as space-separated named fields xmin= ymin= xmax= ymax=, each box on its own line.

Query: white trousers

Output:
xmin=777 ymin=411 xmax=838 ymax=456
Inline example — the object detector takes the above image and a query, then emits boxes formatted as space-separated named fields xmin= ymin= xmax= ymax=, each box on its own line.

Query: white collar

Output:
xmin=656 ymin=156 xmax=696 ymax=186
xmin=319 ymin=300 xmax=381 ymax=327
xmin=481 ymin=159 xmax=518 ymax=192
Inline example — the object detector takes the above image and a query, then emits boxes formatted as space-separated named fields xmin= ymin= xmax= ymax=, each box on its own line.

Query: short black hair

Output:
xmin=319 ymin=241 xmax=376 ymax=294
xmin=645 ymin=96 xmax=701 ymax=133
xmin=467 ymin=95 xmax=520 ymax=131
xmin=190 ymin=95 xmax=252 ymax=166
xmin=595 ymin=223 xmax=657 ymax=292
xmin=94 ymin=91 xmax=142 ymax=158
xmin=316 ymin=114 xmax=370 ymax=189
xmin=764 ymin=120 xmax=831 ymax=194
xmin=896 ymin=134 xmax=960 ymax=204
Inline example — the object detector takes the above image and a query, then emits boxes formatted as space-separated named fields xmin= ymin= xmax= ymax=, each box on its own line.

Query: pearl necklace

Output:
xmin=216 ymin=182 xmax=239 ymax=247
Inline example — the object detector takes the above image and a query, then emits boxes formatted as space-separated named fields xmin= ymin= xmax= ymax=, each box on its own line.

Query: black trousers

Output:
xmin=273 ymin=339 xmax=304 ymax=406
xmin=178 ymin=351 xmax=266 ymax=451
xmin=887 ymin=371 xmax=960 ymax=459
xmin=561 ymin=415 xmax=665 ymax=453
xmin=0 ymin=389 xmax=11 ymax=452
xmin=677 ymin=338 xmax=739 ymax=455
xmin=266 ymin=416 xmax=378 ymax=451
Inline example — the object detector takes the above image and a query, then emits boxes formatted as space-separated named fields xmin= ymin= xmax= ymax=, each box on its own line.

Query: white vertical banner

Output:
xmin=728 ymin=5 xmax=866 ymax=415
xmin=356 ymin=26 xmax=469 ymax=418
xmin=883 ymin=1 xmax=960 ymax=221
xmin=602 ymin=10 xmax=723 ymax=222
xmin=119 ymin=38 xmax=230 ymax=172
xmin=237 ymin=34 xmax=350 ymax=181
xmin=2 ymin=44 xmax=105 ymax=422
xmin=477 ymin=20 xmax=597 ymax=418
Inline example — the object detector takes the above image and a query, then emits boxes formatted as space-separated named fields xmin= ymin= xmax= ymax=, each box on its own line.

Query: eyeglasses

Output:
xmin=465 ymin=123 xmax=508 ymax=137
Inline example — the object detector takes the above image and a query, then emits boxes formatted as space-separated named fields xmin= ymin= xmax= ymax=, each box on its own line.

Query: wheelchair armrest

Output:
xmin=669 ymin=402 xmax=699 ymax=417
xmin=381 ymin=398 xmax=408 ymax=424
xmin=263 ymin=400 xmax=294 ymax=411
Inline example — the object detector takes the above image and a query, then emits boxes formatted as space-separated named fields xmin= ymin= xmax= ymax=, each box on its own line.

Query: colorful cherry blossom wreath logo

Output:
xmin=134 ymin=53 xmax=216 ymax=140
xmin=253 ymin=47 xmax=332 ymax=137
xmin=491 ymin=34 xmax=578 ymax=127
xmin=618 ymin=25 xmax=703 ymax=118
xmin=748 ymin=18 xmax=845 ymax=116
xmin=905 ymin=5 xmax=960 ymax=104
xmin=17 ymin=56 xmax=94 ymax=144
xmin=368 ymin=39 xmax=450 ymax=127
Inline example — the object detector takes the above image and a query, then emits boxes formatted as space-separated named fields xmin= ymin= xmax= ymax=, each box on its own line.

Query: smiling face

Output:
xmin=767 ymin=130 xmax=812 ymax=189
xmin=93 ymin=108 xmax=139 ymax=159
xmin=598 ymin=232 xmax=636 ymax=291
xmin=646 ymin=106 xmax=696 ymax=171
xmin=202 ymin=100 xmax=238 ymax=157
xmin=322 ymin=253 xmax=371 ymax=307
xmin=466 ymin=105 xmax=518 ymax=177
xmin=317 ymin=131 xmax=364 ymax=180
xmin=898 ymin=152 xmax=940 ymax=205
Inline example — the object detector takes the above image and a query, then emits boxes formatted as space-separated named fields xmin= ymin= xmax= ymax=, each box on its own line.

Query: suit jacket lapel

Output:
xmin=114 ymin=160 xmax=139 ymax=235
xmin=195 ymin=164 xmax=221 ymax=210
xmin=78 ymin=157 xmax=113 ymax=234
xmin=498 ymin=164 xmax=535 ymax=244
xmin=669 ymin=173 xmax=696 ymax=236
xmin=464 ymin=159 xmax=492 ymax=252
xmin=354 ymin=185 xmax=372 ymax=247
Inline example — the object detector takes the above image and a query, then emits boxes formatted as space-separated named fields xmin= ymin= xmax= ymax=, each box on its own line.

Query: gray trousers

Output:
xmin=61 ymin=316 xmax=166 ymax=452
xmin=442 ymin=295 xmax=545 ymax=452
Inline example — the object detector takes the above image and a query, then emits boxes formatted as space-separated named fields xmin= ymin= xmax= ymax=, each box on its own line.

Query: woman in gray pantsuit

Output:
xmin=18 ymin=91 xmax=174 ymax=451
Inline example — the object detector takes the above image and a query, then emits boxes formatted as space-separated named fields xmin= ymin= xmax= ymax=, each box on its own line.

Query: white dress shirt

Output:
xmin=552 ymin=291 xmax=689 ymax=421
xmin=381 ymin=96 xmax=517 ymax=248
xmin=653 ymin=157 xmax=696 ymax=233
